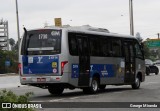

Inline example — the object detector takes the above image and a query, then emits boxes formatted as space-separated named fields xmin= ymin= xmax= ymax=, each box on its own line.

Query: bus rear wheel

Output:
xmin=83 ymin=77 xmax=99 ymax=94
xmin=131 ymin=75 xmax=140 ymax=89
xmin=48 ymin=86 xmax=64 ymax=95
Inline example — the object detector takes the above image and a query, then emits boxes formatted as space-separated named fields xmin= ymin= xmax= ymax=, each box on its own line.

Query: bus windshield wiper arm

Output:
xmin=23 ymin=27 xmax=28 ymax=55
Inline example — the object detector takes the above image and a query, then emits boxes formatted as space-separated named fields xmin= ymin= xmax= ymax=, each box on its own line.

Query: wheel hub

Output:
xmin=92 ymin=80 xmax=98 ymax=91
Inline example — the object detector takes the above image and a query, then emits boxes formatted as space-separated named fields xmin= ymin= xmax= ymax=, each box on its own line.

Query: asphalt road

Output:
xmin=1 ymin=72 xmax=160 ymax=111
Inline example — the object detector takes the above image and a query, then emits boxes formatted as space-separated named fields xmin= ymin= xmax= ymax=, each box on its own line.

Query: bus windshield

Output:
xmin=21 ymin=29 xmax=61 ymax=55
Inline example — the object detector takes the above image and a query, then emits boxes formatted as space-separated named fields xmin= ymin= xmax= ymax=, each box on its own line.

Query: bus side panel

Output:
xmin=68 ymin=56 xmax=126 ymax=87
xmin=68 ymin=56 xmax=79 ymax=87
xmin=135 ymin=58 xmax=145 ymax=82
xmin=90 ymin=57 xmax=125 ymax=85
xmin=61 ymin=30 xmax=82 ymax=87
xmin=58 ymin=30 xmax=70 ymax=83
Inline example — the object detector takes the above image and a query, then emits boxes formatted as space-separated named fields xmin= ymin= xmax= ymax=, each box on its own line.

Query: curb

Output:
xmin=0 ymin=73 xmax=19 ymax=77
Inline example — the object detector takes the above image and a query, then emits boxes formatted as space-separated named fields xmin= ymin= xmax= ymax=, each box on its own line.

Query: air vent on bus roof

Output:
xmin=88 ymin=28 xmax=109 ymax=33
xmin=81 ymin=25 xmax=109 ymax=33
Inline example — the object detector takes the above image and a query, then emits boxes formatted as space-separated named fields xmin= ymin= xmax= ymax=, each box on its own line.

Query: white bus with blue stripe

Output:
xmin=19 ymin=25 xmax=145 ymax=95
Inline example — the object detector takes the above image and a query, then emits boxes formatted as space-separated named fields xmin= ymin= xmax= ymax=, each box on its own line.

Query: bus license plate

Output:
xmin=37 ymin=78 xmax=46 ymax=82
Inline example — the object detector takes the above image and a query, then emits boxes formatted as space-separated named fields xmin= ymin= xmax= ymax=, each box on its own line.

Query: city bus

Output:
xmin=19 ymin=25 xmax=145 ymax=95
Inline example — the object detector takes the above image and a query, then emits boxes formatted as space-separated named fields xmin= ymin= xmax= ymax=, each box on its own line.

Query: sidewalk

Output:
xmin=0 ymin=74 xmax=23 ymax=89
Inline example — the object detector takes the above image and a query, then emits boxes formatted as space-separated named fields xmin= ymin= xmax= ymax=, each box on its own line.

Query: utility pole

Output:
xmin=157 ymin=33 xmax=160 ymax=39
xmin=15 ymin=0 xmax=20 ymax=51
xmin=129 ymin=0 xmax=134 ymax=36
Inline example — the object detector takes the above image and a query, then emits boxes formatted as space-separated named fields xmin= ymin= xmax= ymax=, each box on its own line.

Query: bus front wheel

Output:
xmin=131 ymin=75 xmax=140 ymax=89
xmin=48 ymin=86 xmax=64 ymax=95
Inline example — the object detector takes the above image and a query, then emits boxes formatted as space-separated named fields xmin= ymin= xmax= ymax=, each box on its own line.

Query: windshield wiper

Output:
xmin=23 ymin=27 xmax=27 ymax=55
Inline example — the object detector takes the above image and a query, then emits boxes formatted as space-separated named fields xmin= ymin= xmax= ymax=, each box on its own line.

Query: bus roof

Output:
xmin=28 ymin=25 xmax=136 ymax=39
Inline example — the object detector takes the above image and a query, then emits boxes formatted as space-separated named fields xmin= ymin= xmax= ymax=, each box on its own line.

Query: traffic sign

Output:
xmin=147 ymin=39 xmax=160 ymax=48
xmin=5 ymin=60 xmax=10 ymax=67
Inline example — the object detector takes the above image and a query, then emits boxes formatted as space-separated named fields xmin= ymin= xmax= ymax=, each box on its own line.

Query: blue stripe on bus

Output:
xmin=22 ymin=55 xmax=59 ymax=74
xmin=71 ymin=64 xmax=115 ymax=78
xmin=72 ymin=64 xmax=79 ymax=78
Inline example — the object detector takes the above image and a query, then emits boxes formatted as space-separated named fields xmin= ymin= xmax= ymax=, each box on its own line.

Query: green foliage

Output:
xmin=13 ymin=41 xmax=18 ymax=51
xmin=143 ymin=39 xmax=160 ymax=60
xmin=149 ymin=56 xmax=157 ymax=61
xmin=0 ymin=89 xmax=34 ymax=111
xmin=0 ymin=50 xmax=18 ymax=73
xmin=143 ymin=41 xmax=151 ymax=59
xmin=136 ymin=32 xmax=143 ymax=43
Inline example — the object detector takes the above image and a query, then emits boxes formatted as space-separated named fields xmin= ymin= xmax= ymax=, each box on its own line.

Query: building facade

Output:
xmin=0 ymin=19 xmax=9 ymax=50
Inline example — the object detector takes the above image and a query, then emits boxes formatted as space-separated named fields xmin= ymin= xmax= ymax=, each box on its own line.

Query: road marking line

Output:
xmin=113 ymin=92 xmax=123 ymax=94
xmin=30 ymin=101 xmax=45 ymax=102
xmin=69 ymin=97 xmax=79 ymax=100
xmin=144 ymin=82 xmax=159 ymax=85
xmin=49 ymin=98 xmax=64 ymax=102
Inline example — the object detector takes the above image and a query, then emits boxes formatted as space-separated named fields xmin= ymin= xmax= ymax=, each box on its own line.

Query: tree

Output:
xmin=136 ymin=32 xmax=143 ymax=43
xmin=9 ymin=38 xmax=15 ymax=50
xmin=0 ymin=50 xmax=18 ymax=73
xmin=14 ymin=41 xmax=18 ymax=51
xmin=143 ymin=41 xmax=151 ymax=59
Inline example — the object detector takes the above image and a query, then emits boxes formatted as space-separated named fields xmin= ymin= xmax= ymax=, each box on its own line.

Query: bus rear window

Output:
xmin=21 ymin=29 xmax=61 ymax=55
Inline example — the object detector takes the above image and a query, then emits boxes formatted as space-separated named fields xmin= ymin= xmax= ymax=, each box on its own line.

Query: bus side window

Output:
xmin=68 ymin=34 xmax=78 ymax=56
xmin=100 ymin=38 xmax=111 ymax=57
xmin=112 ymin=39 xmax=122 ymax=57
xmin=90 ymin=37 xmax=99 ymax=56
xmin=135 ymin=42 xmax=143 ymax=59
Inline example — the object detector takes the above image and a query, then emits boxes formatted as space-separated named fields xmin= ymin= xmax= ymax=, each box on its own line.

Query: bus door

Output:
xmin=77 ymin=36 xmax=90 ymax=86
xmin=124 ymin=40 xmax=135 ymax=83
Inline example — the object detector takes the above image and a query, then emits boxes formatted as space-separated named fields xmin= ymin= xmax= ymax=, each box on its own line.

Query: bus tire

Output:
xmin=131 ymin=75 xmax=140 ymax=89
xmin=83 ymin=77 xmax=99 ymax=94
xmin=48 ymin=86 xmax=64 ymax=95
xmin=90 ymin=77 xmax=99 ymax=93
xmin=99 ymin=85 xmax=106 ymax=90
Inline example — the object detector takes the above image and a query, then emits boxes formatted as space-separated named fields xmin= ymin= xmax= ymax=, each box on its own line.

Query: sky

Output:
xmin=1 ymin=0 xmax=160 ymax=41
